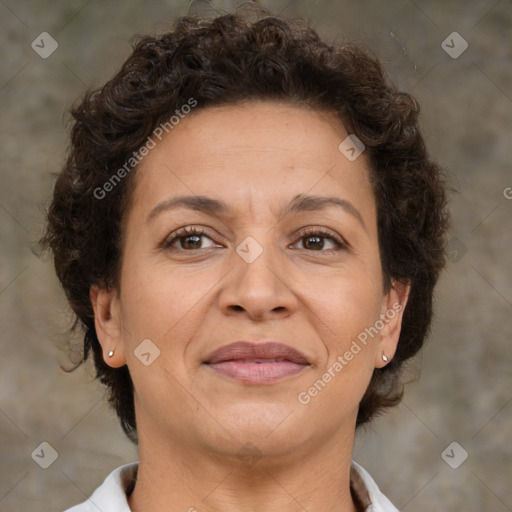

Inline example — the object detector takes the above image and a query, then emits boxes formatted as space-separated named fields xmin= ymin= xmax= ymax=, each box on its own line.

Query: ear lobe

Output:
xmin=90 ymin=285 xmax=127 ymax=368
xmin=375 ymin=279 xmax=411 ymax=367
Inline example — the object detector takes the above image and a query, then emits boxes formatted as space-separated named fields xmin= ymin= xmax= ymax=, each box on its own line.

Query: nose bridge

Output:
xmin=218 ymin=229 xmax=296 ymax=318
xmin=236 ymin=230 xmax=283 ymax=289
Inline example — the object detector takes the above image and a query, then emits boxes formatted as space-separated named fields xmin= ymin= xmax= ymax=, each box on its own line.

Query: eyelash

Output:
xmin=295 ymin=227 xmax=348 ymax=251
xmin=161 ymin=226 xmax=348 ymax=252
xmin=161 ymin=227 xmax=212 ymax=250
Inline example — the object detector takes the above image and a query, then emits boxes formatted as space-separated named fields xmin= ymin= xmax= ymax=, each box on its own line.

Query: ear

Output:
xmin=90 ymin=285 xmax=127 ymax=368
xmin=374 ymin=279 xmax=410 ymax=368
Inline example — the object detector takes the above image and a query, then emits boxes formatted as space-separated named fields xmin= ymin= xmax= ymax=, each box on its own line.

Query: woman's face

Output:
xmin=93 ymin=101 xmax=407 ymax=461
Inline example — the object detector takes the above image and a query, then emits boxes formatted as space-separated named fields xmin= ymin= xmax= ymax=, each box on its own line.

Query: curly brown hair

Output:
xmin=41 ymin=4 xmax=449 ymax=443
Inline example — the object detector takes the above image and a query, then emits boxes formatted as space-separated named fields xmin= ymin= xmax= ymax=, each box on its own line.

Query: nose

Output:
xmin=217 ymin=236 xmax=298 ymax=322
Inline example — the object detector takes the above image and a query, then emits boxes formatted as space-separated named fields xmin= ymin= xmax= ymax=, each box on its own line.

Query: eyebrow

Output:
xmin=146 ymin=194 xmax=366 ymax=230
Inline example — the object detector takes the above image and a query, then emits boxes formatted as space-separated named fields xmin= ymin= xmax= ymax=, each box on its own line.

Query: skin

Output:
xmin=91 ymin=101 xmax=409 ymax=512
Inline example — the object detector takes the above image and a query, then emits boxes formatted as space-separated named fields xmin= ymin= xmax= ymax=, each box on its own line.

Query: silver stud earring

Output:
xmin=382 ymin=354 xmax=389 ymax=362
xmin=108 ymin=350 xmax=114 ymax=358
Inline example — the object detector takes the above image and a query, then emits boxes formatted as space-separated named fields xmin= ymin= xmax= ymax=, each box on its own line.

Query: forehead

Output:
xmin=129 ymin=101 xmax=375 ymax=222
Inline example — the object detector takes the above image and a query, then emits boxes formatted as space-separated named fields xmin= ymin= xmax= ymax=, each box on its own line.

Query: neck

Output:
xmin=128 ymin=426 xmax=358 ymax=512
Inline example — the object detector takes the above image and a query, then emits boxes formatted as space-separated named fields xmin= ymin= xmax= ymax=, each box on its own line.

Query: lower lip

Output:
xmin=205 ymin=361 xmax=308 ymax=383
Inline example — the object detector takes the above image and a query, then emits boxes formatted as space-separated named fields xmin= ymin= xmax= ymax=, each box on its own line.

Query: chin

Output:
xmin=210 ymin=403 xmax=308 ymax=451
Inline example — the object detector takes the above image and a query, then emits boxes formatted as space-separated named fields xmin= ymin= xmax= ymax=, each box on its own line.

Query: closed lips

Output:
xmin=235 ymin=358 xmax=289 ymax=363
xmin=204 ymin=341 xmax=310 ymax=365
xmin=203 ymin=342 xmax=310 ymax=384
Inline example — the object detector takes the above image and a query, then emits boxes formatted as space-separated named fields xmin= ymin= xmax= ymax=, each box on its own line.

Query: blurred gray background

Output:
xmin=0 ymin=1 xmax=511 ymax=511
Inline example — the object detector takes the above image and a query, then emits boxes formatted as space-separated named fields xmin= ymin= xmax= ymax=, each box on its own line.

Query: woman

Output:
xmin=42 ymin=4 xmax=448 ymax=511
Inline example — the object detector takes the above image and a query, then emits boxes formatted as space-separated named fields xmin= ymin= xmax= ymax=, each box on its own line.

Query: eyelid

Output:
xmin=161 ymin=225 xmax=350 ymax=252
xmin=293 ymin=226 xmax=349 ymax=250
xmin=161 ymin=225 xmax=222 ymax=249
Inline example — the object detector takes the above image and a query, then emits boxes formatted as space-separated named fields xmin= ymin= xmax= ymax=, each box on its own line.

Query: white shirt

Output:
xmin=63 ymin=461 xmax=398 ymax=512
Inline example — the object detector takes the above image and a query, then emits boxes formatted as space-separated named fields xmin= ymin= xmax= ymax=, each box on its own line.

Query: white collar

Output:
xmin=63 ymin=461 xmax=399 ymax=512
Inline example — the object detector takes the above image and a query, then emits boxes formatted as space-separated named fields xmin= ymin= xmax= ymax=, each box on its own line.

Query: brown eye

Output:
xmin=162 ymin=227 xmax=219 ymax=250
xmin=178 ymin=234 xmax=204 ymax=250
xmin=292 ymin=229 xmax=347 ymax=252
xmin=302 ymin=235 xmax=326 ymax=250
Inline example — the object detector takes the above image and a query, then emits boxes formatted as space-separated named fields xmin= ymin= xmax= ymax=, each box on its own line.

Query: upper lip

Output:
xmin=204 ymin=341 xmax=310 ymax=365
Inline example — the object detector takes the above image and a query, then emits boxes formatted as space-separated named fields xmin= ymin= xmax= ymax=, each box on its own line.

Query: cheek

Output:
xmin=119 ymin=261 xmax=216 ymax=341
xmin=118 ymin=266 xmax=210 ymax=413
xmin=298 ymin=279 xmax=381 ymax=419
xmin=316 ymin=268 xmax=384 ymax=345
